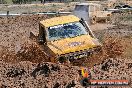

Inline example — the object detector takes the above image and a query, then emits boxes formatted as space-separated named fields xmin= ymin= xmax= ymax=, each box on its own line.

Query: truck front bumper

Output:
xmin=57 ymin=46 xmax=102 ymax=61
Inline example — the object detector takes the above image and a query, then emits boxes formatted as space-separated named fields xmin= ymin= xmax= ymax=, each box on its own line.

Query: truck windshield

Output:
xmin=47 ymin=22 xmax=88 ymax=41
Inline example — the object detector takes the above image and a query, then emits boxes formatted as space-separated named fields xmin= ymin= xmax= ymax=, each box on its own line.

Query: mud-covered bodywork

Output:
xmin=38 ymin=15 xmax=101 ymax=62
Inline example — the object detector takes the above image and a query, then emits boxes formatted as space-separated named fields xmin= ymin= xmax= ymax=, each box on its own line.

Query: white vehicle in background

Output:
xmin=73 ymin=3 xmax=112 ymax=24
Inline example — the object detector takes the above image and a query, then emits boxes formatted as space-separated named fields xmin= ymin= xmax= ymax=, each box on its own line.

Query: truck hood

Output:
xmin=47 ymin=35 xmax=100 ymax=55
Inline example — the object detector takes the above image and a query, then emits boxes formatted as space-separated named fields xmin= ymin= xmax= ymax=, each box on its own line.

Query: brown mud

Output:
xmin=0 ymin=15 xmax=131 ymax=87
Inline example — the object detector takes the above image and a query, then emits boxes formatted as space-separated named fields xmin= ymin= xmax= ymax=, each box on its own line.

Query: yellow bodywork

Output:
xmin=47 ymin=35 xmax=100 ymax=55
xmin=40 ymin=15 xmax=80 ymax=28
xmin=39 ymin=15 xmax=101 ymax=57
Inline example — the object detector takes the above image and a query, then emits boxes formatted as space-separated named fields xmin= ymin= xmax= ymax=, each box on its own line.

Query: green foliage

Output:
xmin=0 ymin=0 xmax=11 ymax=4
xmin=1 ymin=0 xmax=33 ymax=4
xmin=12 ymin=0 xmax=19 ymax=4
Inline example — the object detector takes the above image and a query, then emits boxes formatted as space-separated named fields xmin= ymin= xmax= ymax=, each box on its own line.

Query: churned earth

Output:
xmin=0 ymin=14 xmax=131 ymax=88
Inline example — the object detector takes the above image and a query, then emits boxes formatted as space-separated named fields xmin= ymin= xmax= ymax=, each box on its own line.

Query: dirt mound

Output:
xmin=16 ymin=43 xmax=49 ymax=63
xmin=0 ymin=55 xmax=131 ymax=88
xmin=0 ymin=61 xmax=82 ymax=88
xmin=0 ymin=57 xmax=131 ymax=87
xmin=0 ymin=43 xmax=50 ymax=63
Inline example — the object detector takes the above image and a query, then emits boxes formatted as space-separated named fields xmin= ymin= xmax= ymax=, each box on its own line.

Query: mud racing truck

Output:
xmin=31 ymin=15 xmax=102 ymax=65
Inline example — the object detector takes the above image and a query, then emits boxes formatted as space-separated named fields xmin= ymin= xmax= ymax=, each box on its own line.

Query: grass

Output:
xmin=3 ymin=0 xmax=13 ymax=4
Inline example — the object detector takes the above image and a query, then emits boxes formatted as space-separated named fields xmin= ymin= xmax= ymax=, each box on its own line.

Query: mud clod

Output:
xmin=31 ymin=63 xmax=50 ymax=78
xmin=127 ymin=63 xmax=132 ymax=69
xmin=6 ymin=68 xmax=26 ymax=77
xmin=66 ymin=80 xmax=76 ymax=88
xmin=19 ymin=83 xmax=26 ymax=87
xmin=53 ymin=82 xmax=60 ymax=88
xmin=44 ymin=85 xmax=48 ymax=88
xmin=101 ymin=59 xmax=112 ymax=71
xmin=1 ymin=84 xmax=7 ymax=88
xmin=51 ymin=64 xmax=60 ymax=71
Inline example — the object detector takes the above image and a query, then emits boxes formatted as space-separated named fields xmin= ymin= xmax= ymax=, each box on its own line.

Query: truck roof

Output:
xmin=40 ymin=15 xmax=80 ymax=28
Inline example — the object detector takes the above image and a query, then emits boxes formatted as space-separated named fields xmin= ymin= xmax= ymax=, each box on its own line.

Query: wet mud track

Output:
xmin=0 ymin=15 xmax=132 ymax=87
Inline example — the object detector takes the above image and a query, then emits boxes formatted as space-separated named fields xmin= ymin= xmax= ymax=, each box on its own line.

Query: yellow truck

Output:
xmin=31 ymin=15 xmax=102 ymax=65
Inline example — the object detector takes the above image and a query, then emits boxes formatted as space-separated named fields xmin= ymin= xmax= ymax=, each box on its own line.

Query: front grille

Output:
xmin=64 ymin=49 xmax=93 ymax=60
xmin=58 ymin=46 xmax=102 ymax=60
